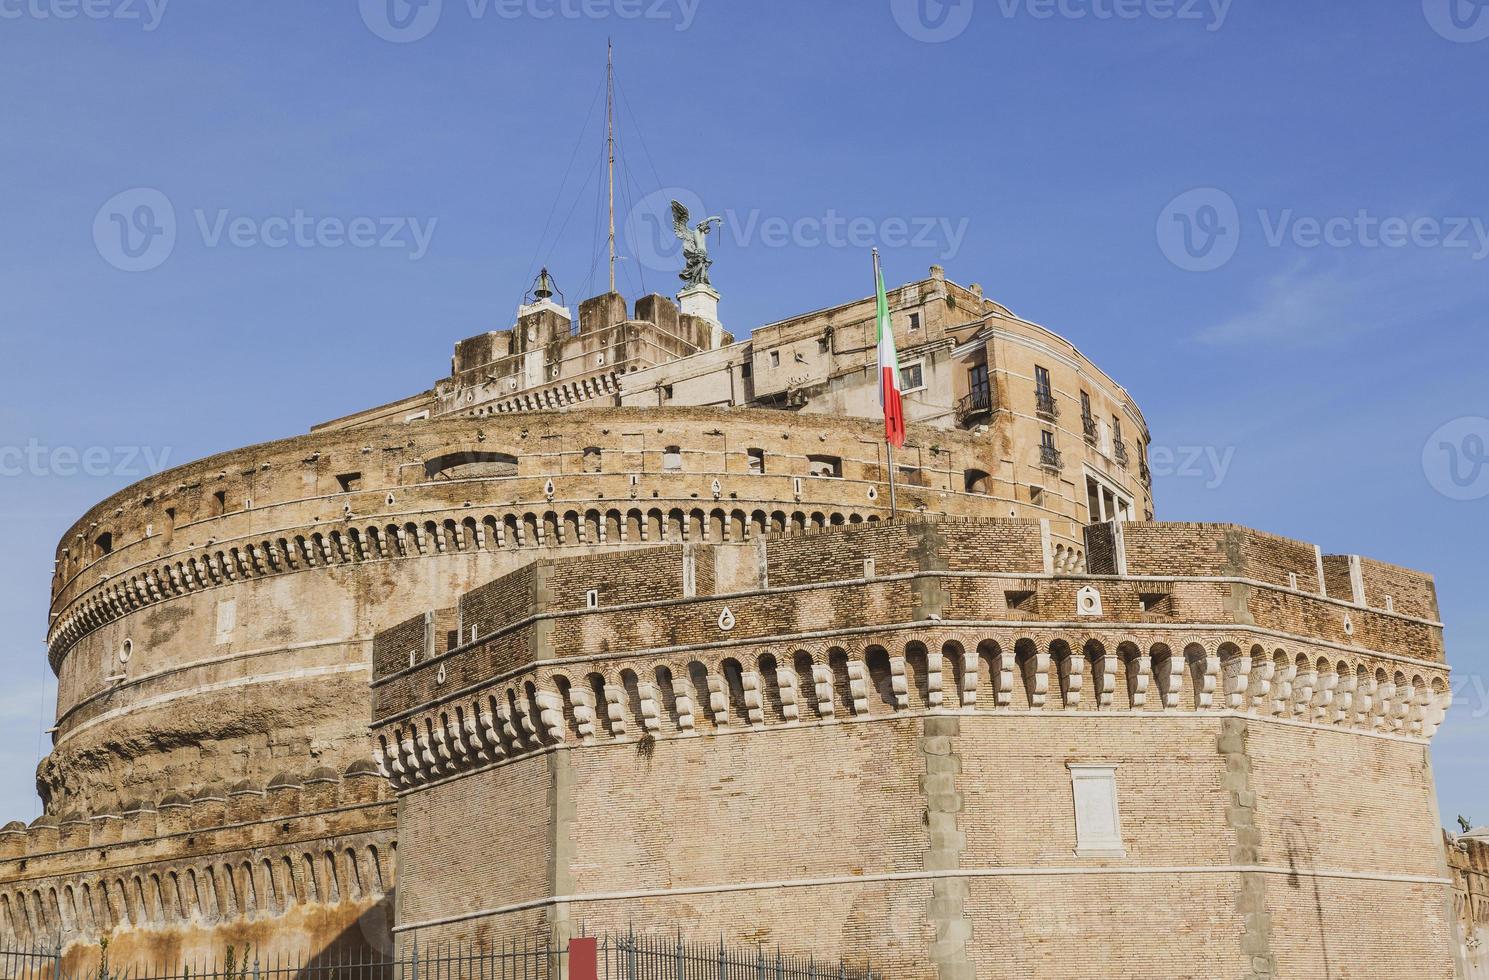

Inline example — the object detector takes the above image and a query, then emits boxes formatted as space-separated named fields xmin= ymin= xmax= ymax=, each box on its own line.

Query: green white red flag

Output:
xmin=875 ymin=251 xmax=907 ymax=449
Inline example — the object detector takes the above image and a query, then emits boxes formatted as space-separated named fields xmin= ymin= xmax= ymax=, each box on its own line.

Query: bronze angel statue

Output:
xmin=671 ymin=199 xmax=724 ymax=288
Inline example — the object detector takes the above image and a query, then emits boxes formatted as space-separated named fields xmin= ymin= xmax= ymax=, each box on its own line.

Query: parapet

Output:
xmin=0 ymin=761 xmax=390 ymax=861
xmin=371 ymin=517 xmax=1447 ymax=742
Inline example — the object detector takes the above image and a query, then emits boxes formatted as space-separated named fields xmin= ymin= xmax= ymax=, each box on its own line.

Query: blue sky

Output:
xmin=0 ymin=1 xmax=1485 ymax=826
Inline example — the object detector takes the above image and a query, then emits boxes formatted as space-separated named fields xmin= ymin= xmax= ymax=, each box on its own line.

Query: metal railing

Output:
xmin=1039 ymin=445 xmax=1063 ymax=470
xmin=0 ymin=929 xmax=878 ymax=980
xmin=1035 ymin=389 xmax=1058 ymax=419
xmin=1113 ymin=440 xmax=1129 ymax=467
xmin=1081 ymin=414 xmax=1097 ymax=444
xmin=955 ymin=384 xmax=993 ymax=426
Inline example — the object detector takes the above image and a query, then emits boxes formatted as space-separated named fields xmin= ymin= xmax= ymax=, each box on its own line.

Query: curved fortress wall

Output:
xmin=374 ymin=519 xmax=1455 ymax=979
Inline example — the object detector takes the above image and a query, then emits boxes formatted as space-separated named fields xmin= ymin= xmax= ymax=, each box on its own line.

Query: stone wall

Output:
xmin=372 ymin=519 xmax=1455 ymax=978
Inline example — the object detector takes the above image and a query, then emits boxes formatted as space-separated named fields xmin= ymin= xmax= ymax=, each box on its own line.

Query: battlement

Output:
xmin=368 ymin=519 xmax=1449 ymax=793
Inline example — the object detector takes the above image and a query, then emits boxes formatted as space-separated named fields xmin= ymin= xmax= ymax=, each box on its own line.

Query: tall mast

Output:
xmin=606 ymin=39 xmax=617 ymax=294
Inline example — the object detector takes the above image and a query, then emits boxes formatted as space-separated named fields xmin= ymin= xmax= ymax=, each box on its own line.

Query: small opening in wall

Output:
xmin=586 ymin=589 xmax=599 ymax=609
xmin=336 ymin=472 xmax=362 ymax=493
xmin=863 ymin=557 xmax=876 ymax=579
xmin=747 ymin=448 xmax=765 ymax=475
xmin=212 ymin=490 xmax=227 ymax=516
xmin=1139 ymin=593 xmax=1172 ymax=615
xmin=908 ymin=312 xmax=921 ymax=331
xmin=1384 ymin=595 xmax=1395 ymax=613
xmin=769 ymin=351 xmax=780 ymax=368
xmin=1005 ymin=590 xmax=1036 ymax=612
xmin=1288 ymin=572 xmax=1299 ymax=590
xmin=94 ymin=532 xmax=113 ymax=557
xmin=807 ymin=455 xmax=842 ymax=478
xmin=119 ymin=639 xmax=132 ymax=664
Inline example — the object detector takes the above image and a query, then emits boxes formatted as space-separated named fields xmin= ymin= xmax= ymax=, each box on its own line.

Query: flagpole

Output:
xmin=874 ymin=248 xmax=899 ymax=523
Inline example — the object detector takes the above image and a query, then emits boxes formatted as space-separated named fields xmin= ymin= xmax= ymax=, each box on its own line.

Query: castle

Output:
xmin=6 ymin=264 xmax=1478 ymax=977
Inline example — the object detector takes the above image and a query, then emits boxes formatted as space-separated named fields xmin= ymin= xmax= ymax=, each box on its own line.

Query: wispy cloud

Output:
xmin=1196 ymin=251 xmax=1488 ymax=346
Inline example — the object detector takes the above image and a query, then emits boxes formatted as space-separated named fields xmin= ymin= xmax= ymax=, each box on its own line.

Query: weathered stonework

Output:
xmin=6 ymin=269 xmax=1460 ymax=976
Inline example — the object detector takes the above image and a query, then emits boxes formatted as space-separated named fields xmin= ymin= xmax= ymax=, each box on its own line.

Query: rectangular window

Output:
xmin=746 ymin=448 xmax=765 ymax=475
xmin=1035 ymin=365 xmax=1052 ymax=397
xmin=1081 ymin=391 xmax=1092 ymax=419
xmin=740 ymin=361 xmax=752 ymax=379
xmin=899 ymin=361 xmax=925 ymax=392
xmin=336 ymin=472 xmax=362 ymax=493
xmin=769 ymin=351 xmax=780 ymax=368
xmin=908 ymin=312 xmax=921 ymax=331
xmin=807 ymin=454 xmax=842 ymax=478
xmin=1069 ymin=764 xmax=1125 ymax=857
xmin=1041 ymin=430 xmax=1056 ymax=451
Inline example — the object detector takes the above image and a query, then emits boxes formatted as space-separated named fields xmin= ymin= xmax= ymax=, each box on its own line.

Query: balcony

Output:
xmin=1039 ymin=444 xmax=1063 ymax=471
xmin=1036 ymin=390 xmax=1058 ymax=420
xmin=956 ymin=384 xmax=994 ymax=427
xmin=1082 ymin=414 xmax=1097 ymax=444
xmin=1114 ymin=440 xmax=1130 ymax=467
xmin=1140 ymin=461 xmax=1152 ymax=488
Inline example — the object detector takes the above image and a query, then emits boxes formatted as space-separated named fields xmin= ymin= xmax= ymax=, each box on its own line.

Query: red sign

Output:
xmin=569 ymin=936 xmax=598 ymax=980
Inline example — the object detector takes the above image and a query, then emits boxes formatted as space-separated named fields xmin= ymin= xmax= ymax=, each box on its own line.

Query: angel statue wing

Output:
xmin=671 ymin=200 xmax=692 ymax=241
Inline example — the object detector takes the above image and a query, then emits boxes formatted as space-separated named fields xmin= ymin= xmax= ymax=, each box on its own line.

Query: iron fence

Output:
xmin=0 ymin=928 xmax=878 ymax=980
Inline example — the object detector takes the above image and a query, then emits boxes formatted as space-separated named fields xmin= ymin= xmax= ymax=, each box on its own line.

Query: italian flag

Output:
xmin=875 ymin=252 xmax=907 ymax=449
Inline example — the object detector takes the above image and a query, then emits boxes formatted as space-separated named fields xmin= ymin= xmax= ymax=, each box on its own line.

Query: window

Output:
xmin=336 ymin=472 xmax=362 ymax=493
xmin=740 ymin=361 xmax=752 ymax=379
xmin=769 ymin=351 xmax=780 ymax=368
xmin=964 ymin=468 xmax=991 ymax=494
xmin=807 ymin=454 xmax=842 ymax=478
xmin=1069 ymin=765 xmax=1125 ymax=857
xmin=94 ymin=532 xmax=113 ymax=558
xmin=212 ymin=490 xmax=227 ymax=516
xmin=968 ymin=362 xmax=988 ymax=396
xmin=585 ymin=589 xmax=599 ymax=609
xmin=424 ymin=452 xmax=518 ymax=481
xmin=663 ymin=446 xmax=683 ymax=472
xmin=1085 ymin=475 xmax=1134 ymax=523
xmin=1039 ymin=430 xmax=1061 ymax=470
xmin=582 ymin=447 xmax=602 ymax=474
xmin=1035 ymin=365 xmax=1057 ymax=418
xmin=908 ymin=312 xmax=921 ymax=331
xmin=899 ymin=361 xmax=925 ymax=392
xmin=746 ymin=448 xmax=765 ymax=475
xmin=661 ymin=384 xmax=674 ymax=401
xmin=1081 ymin=391 xmax=1092 ymax=418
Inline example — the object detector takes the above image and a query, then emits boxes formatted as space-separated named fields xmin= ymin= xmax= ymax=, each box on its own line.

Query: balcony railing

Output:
xmin=1036 ymin=389 xmax=1058 ymax=419
xmin=1039 ymin=444 xmax=1063 ymax=471
xmin=1140 ymin=461 xmax=1152 ymax=488
xmin=1114 ymin=440 xmax=1130 ymax=467
xmin=1082 ymin=414 xmax=1097 ymax=444
xmin=956 ymin=384 xmax=994 ymax=426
